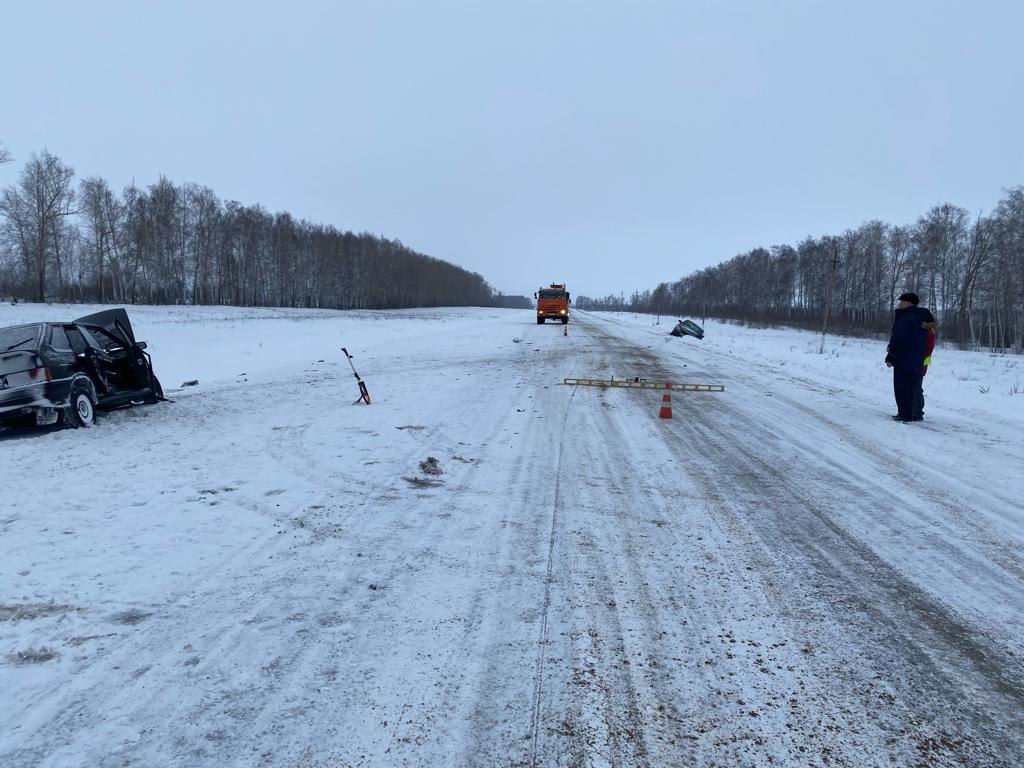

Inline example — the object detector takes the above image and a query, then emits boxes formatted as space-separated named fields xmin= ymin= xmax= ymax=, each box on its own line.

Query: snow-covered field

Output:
xmin=2 ymin=304 xmax=1022 ymax=767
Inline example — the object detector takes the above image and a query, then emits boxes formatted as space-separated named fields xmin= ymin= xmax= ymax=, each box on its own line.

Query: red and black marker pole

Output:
xmin=341 ymin=347 xmax=371 ymax=405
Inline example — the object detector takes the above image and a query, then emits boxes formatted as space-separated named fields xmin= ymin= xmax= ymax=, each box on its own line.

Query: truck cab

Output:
xmin=534 ymin=283 xmax=570 ymax=324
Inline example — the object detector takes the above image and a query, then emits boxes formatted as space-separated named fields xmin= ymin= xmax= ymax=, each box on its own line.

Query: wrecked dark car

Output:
xmin=670 ymin=319 xmax=705 ymax=340
xmin=0 ymin=308 xmax=163 ymax=429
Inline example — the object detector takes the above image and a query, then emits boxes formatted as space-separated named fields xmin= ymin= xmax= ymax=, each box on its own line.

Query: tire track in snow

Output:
xmin=3 ymin=337 xmax=531 ymax=768
xmin=563 ymin=318 xmax=836 ymax=765
xmin=580 ymin=315 xmax=1024 ymax=766
xmin=587 ymin=313 xmax=1024 ymax=632
xmin=656 ymin=378 xmax=1024 ymax=763
xmin=229 ymin=322 xmax=564 ymax=766
xmin=551 ymin=323 xmax=695 ymax=766
xmin=676 ymin=410 xmax=1024 ymax=765
xmin=514 ymin=318 xmax=696 ymax=766
xmin=527 ymin=384 xmax=576 ymax=768
xmin=0 ymin=397 xmax=304 ymax=768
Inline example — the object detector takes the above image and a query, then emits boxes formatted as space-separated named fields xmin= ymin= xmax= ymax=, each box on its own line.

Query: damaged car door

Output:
xmin=73 ymin=309 xmax=162 ymax=405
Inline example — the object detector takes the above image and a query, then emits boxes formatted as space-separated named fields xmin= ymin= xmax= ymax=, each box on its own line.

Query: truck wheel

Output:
xmin=537 ymin=317 xmax=544 ymax=324
xmin=63 ymin=384 xmax=96 ymax=428
xmin=562 ymin=318 xmax=568 ymax=324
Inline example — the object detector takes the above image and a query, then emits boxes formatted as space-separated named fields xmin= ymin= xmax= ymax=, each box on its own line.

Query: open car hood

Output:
xmin=74 ymin=308 xmax=137 ymax=346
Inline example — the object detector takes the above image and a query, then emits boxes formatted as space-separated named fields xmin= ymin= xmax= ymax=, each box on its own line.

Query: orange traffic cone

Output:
xmin=659 ymin=382 xmax=672 ymax=419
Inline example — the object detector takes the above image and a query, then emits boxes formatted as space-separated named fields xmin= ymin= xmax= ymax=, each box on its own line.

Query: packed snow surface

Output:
xmin=2 ymin=304 xmax=1022 ymax=767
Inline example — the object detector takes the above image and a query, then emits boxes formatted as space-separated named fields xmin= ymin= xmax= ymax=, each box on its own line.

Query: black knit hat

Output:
xmin=897 ymin=292 xmax=920 ymax=305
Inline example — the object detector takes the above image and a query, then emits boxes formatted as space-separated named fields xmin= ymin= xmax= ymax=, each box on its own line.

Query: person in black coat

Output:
xmin=885 ymin=292 xmax=930 ymax=422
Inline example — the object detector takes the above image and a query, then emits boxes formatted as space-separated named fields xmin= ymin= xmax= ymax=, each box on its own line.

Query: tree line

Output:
xmin=0 ymin=147 xmax=499 ymax=310
xmin=577 ymin=188 xmax=1024 ymax=351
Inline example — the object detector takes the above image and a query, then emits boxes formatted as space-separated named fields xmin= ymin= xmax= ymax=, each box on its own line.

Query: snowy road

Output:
xmin=2 ymin=306 xmax=1022 ymax=767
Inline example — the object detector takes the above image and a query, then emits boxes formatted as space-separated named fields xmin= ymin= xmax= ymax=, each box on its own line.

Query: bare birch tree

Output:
xmin=0 ymin=151 xmax=77 ymax=300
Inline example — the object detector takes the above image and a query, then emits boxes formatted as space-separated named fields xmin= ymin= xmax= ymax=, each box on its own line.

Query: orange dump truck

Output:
xmin=534 ymin=283 xmax=570 ymax=324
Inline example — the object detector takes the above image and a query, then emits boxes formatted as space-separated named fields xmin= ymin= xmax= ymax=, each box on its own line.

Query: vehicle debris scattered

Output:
xmin=419 ymin=456 xmax=443 ymax=475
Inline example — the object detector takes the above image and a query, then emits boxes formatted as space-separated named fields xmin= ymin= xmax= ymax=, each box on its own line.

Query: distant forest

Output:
xmin=0 ymin=147 xmax=525 ymax=310
xmin=578 ymin=187 xmax=1024 ymax=351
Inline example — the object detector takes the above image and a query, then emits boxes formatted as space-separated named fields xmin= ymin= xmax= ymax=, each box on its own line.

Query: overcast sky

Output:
xmin=1 ymin=1 xmax=1022 ymax=298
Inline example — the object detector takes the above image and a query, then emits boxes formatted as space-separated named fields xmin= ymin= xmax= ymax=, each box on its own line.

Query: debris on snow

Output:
xmin=404 ymin=476 xmax=443 ymax=488
xmin=419 ymin=457 xmax=443 ymax=475
xmin=109 ymin=609 xmax=153 ymax=625
xmin=181 ymin=379 xmax=199 ymax=387
xmin=8 ymin=646 xmax=59 ymax=664
xmin=65 ymin=634 xmax=117 ymax=646
xmin=0 ymin=601 xmax=76 ymax=622
xmin=406 ymin=456 xmax=445 ymax=487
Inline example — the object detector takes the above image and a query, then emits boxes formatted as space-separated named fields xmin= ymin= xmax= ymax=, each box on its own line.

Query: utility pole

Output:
xmin=819 ymin=241 xmax=840 ymax=354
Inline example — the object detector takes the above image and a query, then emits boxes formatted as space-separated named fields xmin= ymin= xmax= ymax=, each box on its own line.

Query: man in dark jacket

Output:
xmin=885 ymin=292 xmax=929 ymax=422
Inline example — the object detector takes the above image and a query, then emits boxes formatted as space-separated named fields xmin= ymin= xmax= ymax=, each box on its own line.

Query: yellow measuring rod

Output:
xmin=563 ymin=377 xmax=724 ymax=392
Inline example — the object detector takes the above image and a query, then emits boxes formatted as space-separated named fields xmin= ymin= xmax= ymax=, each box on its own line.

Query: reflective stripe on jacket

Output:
xmin=920 ymin=328 xmax=936 ymax=376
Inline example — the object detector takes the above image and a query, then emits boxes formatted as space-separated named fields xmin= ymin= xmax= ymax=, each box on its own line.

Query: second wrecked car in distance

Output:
xmin=0 ymin=308 xmax=164 ymax=429
xmin=670 ymin=319 xmax=705 ymax=340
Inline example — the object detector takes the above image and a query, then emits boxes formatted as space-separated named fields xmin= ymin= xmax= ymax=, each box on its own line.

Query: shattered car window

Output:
xmin=85 ymin=327 xmax=124 ymax=351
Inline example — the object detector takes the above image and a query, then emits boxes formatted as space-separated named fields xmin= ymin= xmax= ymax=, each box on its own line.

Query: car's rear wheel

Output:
xmin=63 ymin=385 xmax=96 ymax=428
